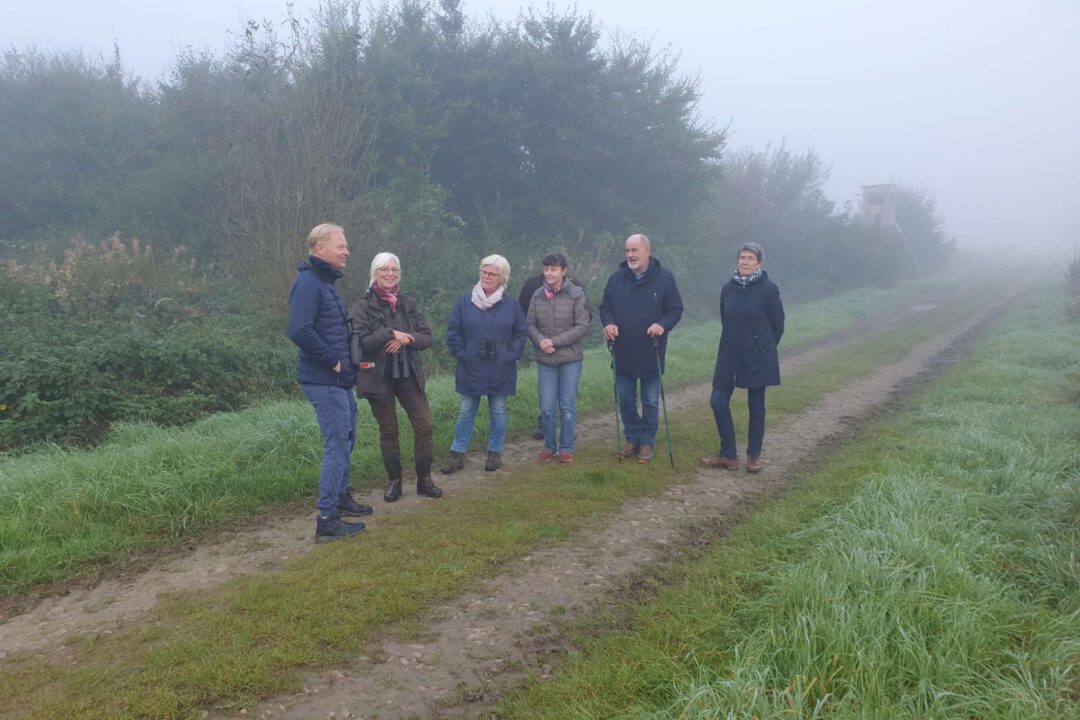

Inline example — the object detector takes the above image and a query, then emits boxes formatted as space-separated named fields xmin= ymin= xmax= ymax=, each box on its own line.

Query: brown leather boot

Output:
xmin=440 ymin=451 xmax=465 ymax=475
xmin=746 ymin=455 xmax=762 ymax=473
xmin=700 ymin=455 xmax=738 ymax=470
xmin=617 ymin=442 xmax=640 ymax=459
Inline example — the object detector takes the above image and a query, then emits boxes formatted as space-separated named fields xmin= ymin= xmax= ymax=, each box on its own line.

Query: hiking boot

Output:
xmin=617 ymin=442 xmax=640 ymax=459
xmin=417 ymin=476 xmax=443 ymax=498
xmin=315 ymin=514 xmax=365 ymax=543
xmin=484 ymin=451 xmax=503 ymax=471
xmin=440 ymin=451 xmax=466 ymax=475
xmin=557 ymin=451 xmax=574 ymax=464
xmin=700 ymin=455 xmax=738 ymax=470
xmin=338 ymin=489 xmax=374 ymax=517
xmin=538 ymin=449 xmax=558 ymax=462
xmin=532 ymin=419 xmax=544 ymax=440
xmin=383 ymin=477 xmax=402 ymax=503
xmin=746 ymin=455 xmax=763 ymax=473
xmin=637 ymin=445 xmax=654 ymax=463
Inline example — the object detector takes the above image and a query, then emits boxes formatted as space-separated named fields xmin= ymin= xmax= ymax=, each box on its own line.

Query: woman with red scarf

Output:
xmin=351 ymin=252 xmax=442 ymax=502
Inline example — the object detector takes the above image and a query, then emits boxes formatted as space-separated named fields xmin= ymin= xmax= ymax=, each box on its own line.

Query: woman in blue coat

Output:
xmin=701 ymin=242 xmax=785 ymax=473
xmin=440 ymin=255 xmax=528 ymax=474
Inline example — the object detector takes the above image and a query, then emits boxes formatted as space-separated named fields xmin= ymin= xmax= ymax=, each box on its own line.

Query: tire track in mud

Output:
xmin=202 ymin=294 xmax=1011 ymax=720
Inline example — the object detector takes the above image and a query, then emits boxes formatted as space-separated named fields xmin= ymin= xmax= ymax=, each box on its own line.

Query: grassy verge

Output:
xmin=0 ymin=281 xmax=1004 ymax=718
xmin=494 ymin=285 xmax=1080 ymax=719
xmin=0 ymin=275 xmax=964 ymax=596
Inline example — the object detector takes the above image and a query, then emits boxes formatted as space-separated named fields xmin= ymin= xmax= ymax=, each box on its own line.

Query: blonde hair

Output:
xmin=479 ymin=254 xmax=511 ymax=288
xmin=307 ymin=223 xmax=344 ymax=250
xmin=369 ymin=252 xmax=401 ymax=287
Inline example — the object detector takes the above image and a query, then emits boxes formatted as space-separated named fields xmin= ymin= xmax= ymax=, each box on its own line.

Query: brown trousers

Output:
xmin=366 ymin=377 xmax=434 ymax=477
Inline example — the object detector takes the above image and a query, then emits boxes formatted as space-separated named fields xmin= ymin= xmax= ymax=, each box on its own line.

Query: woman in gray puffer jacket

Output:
xmin=527 ymin=253 xmax=591 ymax=462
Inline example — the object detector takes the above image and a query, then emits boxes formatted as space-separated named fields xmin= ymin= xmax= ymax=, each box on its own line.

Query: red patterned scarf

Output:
xmin=372 ymin=283 xmax=400 ymax=311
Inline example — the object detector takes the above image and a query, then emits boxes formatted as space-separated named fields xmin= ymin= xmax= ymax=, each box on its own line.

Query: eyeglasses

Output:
xmin=480 ymin=270 xmax=500 ymax=279
xmin=377 ymin=267 xmax=400 ymax=274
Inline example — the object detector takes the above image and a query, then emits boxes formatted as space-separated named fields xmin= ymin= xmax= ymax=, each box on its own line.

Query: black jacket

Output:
xmin=713 ymin=270 xmax=785 ymax=390
xmin=350 ymin=288 xmax=433 ymax=402
xmin=598 ymin=257 xmax=683 ymax=378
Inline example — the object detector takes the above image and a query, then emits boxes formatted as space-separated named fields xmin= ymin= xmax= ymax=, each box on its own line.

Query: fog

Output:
xmin=3 ymin=0 xmax=1078 ymax=253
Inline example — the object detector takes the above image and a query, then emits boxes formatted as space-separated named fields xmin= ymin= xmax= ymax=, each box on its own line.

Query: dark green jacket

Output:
xmin=350 ymin=288 xmax=432 ymax=402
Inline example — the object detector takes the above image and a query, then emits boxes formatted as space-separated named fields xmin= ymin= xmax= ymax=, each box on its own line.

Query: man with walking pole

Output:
xmin=599 ymin=234 xmax=683 ymax=464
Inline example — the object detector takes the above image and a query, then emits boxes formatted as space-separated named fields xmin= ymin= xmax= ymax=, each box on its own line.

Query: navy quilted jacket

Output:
xmin=287 ymin=256 xmax=355 ymax=389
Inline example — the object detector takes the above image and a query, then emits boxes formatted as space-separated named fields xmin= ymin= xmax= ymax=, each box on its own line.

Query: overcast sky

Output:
xmin=3 ymin=0 xmax=1079 ymax=252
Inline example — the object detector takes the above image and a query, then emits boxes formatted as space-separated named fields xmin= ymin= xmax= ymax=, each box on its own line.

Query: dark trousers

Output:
xmin=710 ymin=385 xmax=767 ymax=459
xmin=367 ymin=377 xmax=434 ymax=478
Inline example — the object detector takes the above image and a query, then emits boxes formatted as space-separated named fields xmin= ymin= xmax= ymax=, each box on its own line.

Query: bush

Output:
xmin=0 ymin=237 xmax=295 ymax=449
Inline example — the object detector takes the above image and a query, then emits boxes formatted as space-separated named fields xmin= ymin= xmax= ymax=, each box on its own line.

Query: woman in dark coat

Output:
xmin=701 ymin=242 xmax=785 ymax=473
xmin=352 ymin=252 xmax=442 ymax=502
xmin=440 ymin=254 xmax=528 ymax=474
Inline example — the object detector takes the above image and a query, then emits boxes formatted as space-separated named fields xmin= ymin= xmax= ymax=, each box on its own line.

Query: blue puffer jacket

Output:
xmin=287 ymin=256 xmax=354 ymax=389
xmin=446 ymin=291 xmax=528 ymax=396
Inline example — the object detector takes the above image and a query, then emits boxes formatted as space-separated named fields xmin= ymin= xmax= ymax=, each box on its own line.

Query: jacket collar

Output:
xmin=299 ymin=255 xmax=344 ymax=281
xmin=619 ymin=257 xmax=660 ymax=283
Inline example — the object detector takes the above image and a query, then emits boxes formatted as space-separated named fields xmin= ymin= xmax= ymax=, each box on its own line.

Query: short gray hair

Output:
xmin=369 ymin=252 xmax=400 ymax=287
xmin=479 ymin=254 xmax=511 ymax=288
xmin=627 ymin=233 xmax=651 ymax=250
xmin=738 ymin=242 xmax=764 ymax=262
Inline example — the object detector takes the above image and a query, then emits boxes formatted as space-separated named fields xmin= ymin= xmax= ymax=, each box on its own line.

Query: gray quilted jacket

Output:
xmin=527 ymin=281 xmax=591 ymax=365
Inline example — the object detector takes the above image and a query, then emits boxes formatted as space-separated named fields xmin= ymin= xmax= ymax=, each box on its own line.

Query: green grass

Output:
xmin=494 ymin=285 xmax=1080 ymax=720
xmin=0 ymin=275 xmax=962 ymax=596
xmin=0 ymin=279 xmax=1007 ymax=719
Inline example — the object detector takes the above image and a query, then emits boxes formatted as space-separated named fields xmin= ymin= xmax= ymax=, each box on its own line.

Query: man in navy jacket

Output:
xmin=599 ymin=234 xmax=684 ymax=463
xmin=287 ymin=223 xmax=373 ymax=543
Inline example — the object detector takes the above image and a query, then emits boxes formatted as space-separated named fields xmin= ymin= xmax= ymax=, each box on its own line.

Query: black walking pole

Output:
xmin=652 ymin=336 xmax=675 ymax=468
xmin=608 ymin=340 xmax=622 ymax=458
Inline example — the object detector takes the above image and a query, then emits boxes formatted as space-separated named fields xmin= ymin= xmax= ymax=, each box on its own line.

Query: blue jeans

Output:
xmin=451 ymin=394 xmax=509 ymax=453
xmin=538 ymin=360 xmax=583 ymax=453
xmin=710 ymin=385 xmax=766 ymax=458
xmin=301 ymin=383 xmax=357 ymax=516
xmin=616 ymin=373 xmax=661 ymax=447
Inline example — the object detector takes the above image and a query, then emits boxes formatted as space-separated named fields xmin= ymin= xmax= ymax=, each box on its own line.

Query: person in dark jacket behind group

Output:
xmin=441 ymin=255 xmax=528 ymax=474
xmin=287 ymin=223 xmax=373 ymax=543
xmin=700 ymin=242 xmax=785 ymax=473
xmin=351 ymin=252 xmax=442 ymax=503
xmin=599 ymin=233 xmax=684 ymax=464
xmin=527 ymin=253 xmax=591 ymax=463
xmin=518 ymin=272 xmax=547 ymax=440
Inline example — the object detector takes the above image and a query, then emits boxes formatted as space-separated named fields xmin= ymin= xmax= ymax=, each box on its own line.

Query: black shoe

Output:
xmin=440 ymin=451 xmax=466 ymax=475
xmin=315 ymin=514 xmax=365 ymax=543
xmin=484 ymin=451 xmax=503 ymax=472
xmin=383 ymin=477 xmax=402 ymax=503
xmin=338 ymin=490 xmax=374 ymax=517
xmin=417 ymin=476 xmax=443 ymax=498
xmin=532 ymin=423 xmax=544 ymax=440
